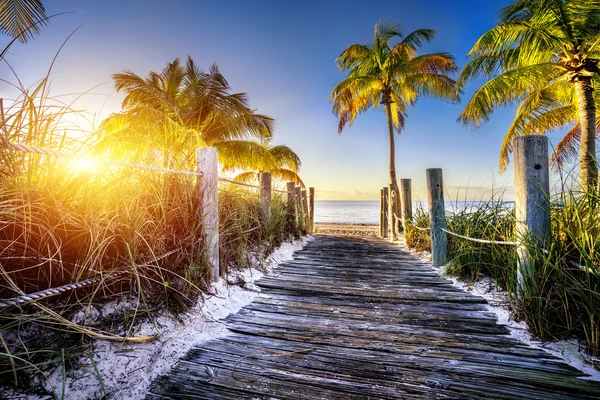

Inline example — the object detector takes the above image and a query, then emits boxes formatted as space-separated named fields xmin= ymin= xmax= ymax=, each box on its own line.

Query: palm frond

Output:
xmin=550 ymin=119 xmax=600 ymax=169
xmin=0 ymin=0 xmax=46 ymax=43
xmin=458 ymin=63 xmax=565 ymax=128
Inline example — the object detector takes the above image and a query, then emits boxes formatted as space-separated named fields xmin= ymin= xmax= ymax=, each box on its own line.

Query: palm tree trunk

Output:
xmin=574 ymin=78 xmax=598 ymax=191
xmin=385 ymin=102 xmax=399 ymax=189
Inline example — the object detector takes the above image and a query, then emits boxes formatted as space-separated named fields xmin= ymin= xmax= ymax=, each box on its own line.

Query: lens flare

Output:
xmin=68 ymin=157 xmax=99 ymax=173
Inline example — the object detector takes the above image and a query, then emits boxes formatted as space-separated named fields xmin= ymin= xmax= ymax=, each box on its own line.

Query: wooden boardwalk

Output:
xmin=147 ymin=235 xmax=600 ymax=399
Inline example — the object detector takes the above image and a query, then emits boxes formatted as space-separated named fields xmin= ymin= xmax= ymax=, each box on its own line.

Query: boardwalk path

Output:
xmin=148 ymin=235 xmax=600 ymax=399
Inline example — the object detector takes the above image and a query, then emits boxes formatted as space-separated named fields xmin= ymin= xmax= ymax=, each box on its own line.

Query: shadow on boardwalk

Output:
xmin=147 ymin=234 xmax=600 ymax=399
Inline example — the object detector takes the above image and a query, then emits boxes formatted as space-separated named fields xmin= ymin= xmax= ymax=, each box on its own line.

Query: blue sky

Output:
xmin=2 ymin=0 xmax=569 ymax=201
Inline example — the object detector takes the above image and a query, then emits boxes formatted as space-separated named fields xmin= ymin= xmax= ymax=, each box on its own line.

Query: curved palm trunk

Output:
xmin=574 ymin=78 xmax=598 ymax=191
xmin=385 ymin=102 xmax=399 ymax=189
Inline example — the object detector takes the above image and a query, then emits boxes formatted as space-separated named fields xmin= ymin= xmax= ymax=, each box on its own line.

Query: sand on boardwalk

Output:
xmin=315 ymin=223 xmax=378 ymax=236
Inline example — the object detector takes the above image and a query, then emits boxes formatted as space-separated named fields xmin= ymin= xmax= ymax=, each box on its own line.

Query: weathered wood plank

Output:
xmin=147 ymin=234 xmax=600 ymax=399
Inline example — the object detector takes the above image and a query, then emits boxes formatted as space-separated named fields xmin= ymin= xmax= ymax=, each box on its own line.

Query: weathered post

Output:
xmin=388 ymin=183 xmax=399 ymax=241
xmin=295 ymin=186 xmax=304 ymax=228
xmin=514 ymin=136 xmax=550 ymax=294
xmin=286 ymin=182 xmax=296 ymax=227
xmin=309 ymin=187 xmax=315 ymax=233
xmin=400 ymin=179 xmax=412 ymax=232
xmin=382 ymin=187 xmax=389 ymax=238
xmin=379 ymin=189 xmax=384 ymax=237
xmin=259 ymin=172 xmax=272 ymax=225
xmin=301 ymin=188 xmax=309 ymax=228
xmin=196 ymin=148 xmax=219 ymax=282
xmin=426 ymin=169 xmax=447 ymax=266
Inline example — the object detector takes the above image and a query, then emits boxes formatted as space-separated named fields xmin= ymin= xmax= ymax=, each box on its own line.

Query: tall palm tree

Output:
xmin=98 ymin=57 xmax=276 ymax=169
xmin=458 ymin=0 xmax=600 ymax=190
xmin=330 ymin=20 xmax=460 ymax=189
xmin=0 ymin=0 xmax=47 ymax=43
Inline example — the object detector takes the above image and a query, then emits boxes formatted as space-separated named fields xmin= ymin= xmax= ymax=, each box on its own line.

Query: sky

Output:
xmin=0 ymin=0 xmax=572 ymax=201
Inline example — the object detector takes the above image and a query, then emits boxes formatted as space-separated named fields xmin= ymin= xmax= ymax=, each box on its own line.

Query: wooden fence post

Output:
xmin=295 ymin=185 xmax=303 ymax=228
xmin=301 ymin=188 xmax=309 ymax=228
xmin=426 ymin=168 xmax=447 ymax=267
xmin=196 ymin=147 xmax=219 ymax=282
xmin=382 ymin=187 xmax=389 ymax=238
xmin=286 ymin=182 xmax=296 ymax=227
xmin=379 ymin=189 xmax=384 ymax=237
xmin=400 ymin=179 xmax=412 ymax=231
xmin=260 ymin=172 xmax=272 ymax=225
xmin=388 ymin=183 xmax=399 ymax=241
xmin=514 ymin=136 xmax=550 ymax=294
xmin=309 ymin=187 xmax=315 ymax=233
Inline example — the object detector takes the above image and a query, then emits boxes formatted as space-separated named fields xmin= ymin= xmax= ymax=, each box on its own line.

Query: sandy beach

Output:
xmin=314 ymin=222 xmax=378 ymax=236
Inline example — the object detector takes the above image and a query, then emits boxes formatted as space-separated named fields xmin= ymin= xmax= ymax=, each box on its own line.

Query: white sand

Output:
xmin=399 ymin=236 xmax=600 ymax=381
xmin=3 ymin=236 xmax=311 ymax=400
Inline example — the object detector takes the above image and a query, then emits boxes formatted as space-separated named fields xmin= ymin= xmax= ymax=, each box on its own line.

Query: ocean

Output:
xmin=313 ymin=200 xmax=514 ymax=224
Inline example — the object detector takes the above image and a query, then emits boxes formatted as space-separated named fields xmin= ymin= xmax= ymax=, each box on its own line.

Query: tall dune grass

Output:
xmin=405 ymin=192 xmax=600 ymax=356
xmin=0 ymin=81 xmax=302 ymax=387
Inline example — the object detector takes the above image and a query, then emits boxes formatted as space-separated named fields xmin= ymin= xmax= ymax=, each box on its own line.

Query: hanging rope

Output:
xmin=2 ymin=142 xmax=203 ymax=177
xmin=218 ymin=177 xmax=263 ymax=190
xmin=0 ymin=243 xmax=188 ymax=309
xmin=440 ymin=228 xmax=517 ymax=246
xmin=411 ymin=225 xmax=431 ymax=232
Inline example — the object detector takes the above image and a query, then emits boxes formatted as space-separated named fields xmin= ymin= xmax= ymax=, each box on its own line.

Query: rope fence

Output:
xmin=0 ymin=142 xmax=313 ymax=308
xmin=217 ymin=177 xmax=262 ymax=190
xmin=2 ymin=141 xmax=203 ymax=177
xmin=0 ymin=243 xmax=188 ymax=309
xmin=440 ymin=228 xmax=518 ymax=246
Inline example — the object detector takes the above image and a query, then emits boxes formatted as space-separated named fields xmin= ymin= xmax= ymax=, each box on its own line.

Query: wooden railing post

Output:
xmin=426 ymin=168 xmax=447 ymax=266
xmin=309 ymin=187 xmax=315 ymax=233
xmin=295 ymin=185 xmax=303 ymax=228
xmin=196 ymin=147 xmax=219 ymax=282
xmin=301 ymin=188 xmax=309 ymax=228
xmin=286 ymin=182 xmax=296 ymax=227
xmin=382 ymin=187 xmax=389 ymax=238
xmin=259 ymin=172 xmax=272 ymax=225
xmin=379 ymin=189 xmax=384 ymax=237
xmin=514 ymin=136 xmax=550 ymax=294
xmin=400 ymin=179 xmax=412 ymax=231
xmin=388 ymin=183 xmax=399 ymax=241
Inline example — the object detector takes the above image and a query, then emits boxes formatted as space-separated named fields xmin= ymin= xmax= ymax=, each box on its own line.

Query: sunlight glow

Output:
xmin=68 ymin=157 xmax=100 ymax=174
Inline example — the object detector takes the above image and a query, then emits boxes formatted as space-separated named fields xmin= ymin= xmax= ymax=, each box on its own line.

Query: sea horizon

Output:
xmin=313 ymin=199 xmax=515 ymax=224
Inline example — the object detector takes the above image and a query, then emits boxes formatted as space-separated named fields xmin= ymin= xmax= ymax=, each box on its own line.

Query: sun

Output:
xmin=68 ymin=157 xmax=99 ymax=174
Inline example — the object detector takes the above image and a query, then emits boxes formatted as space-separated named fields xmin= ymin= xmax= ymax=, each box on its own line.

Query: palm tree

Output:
xmin=227 ymin=136 xmax=303 ymax=187
xmin=0 ymin=0 xmax=47 ymax=43
xmin=330 ymin=20 xmax=460 ymax=189
xmin=458 ymin=0 xmax=600 ymax=190
xmin=98 ymin=57 xmax=276 ymax=169
xmin=494 ymin=75 xmax=600 ymax=170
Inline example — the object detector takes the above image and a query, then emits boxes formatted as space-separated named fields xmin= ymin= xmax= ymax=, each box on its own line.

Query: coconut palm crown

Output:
xmin=98 ymin=57 xmax=277 ymax=170
xmin=458 ymin=0 xmax=600 ymax=190
xmin=330 ymin=20 xmax=460 ymax=189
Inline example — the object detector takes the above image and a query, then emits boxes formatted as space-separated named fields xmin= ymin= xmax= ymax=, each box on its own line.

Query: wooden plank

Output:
xmin=147 ymin=234 xmax=600 ymax=400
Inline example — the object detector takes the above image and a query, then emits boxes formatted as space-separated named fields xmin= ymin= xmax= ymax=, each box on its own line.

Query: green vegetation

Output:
xmin=458 ymin=0 xmax=600 ymax=190
xmin=0 ymin=53 xmax=304 ymax=387
xmin=0 ymin=0 xmax=47 ymax=43
xmin=330 ymin=20 xmax=460 ymax=189
xmin=405 ymin=190 xmax=600 ymax=356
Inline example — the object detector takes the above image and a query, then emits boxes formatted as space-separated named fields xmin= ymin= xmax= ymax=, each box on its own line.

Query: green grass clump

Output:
xmin=0 ymin=81 xmax=304 ymax=387
xmin=404 ymin=208 xmax=431 ymax=252
xmin=404 ymin=193 xmax=600 ymax=356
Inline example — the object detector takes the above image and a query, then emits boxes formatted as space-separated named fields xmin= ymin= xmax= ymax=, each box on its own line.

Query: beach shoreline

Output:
xmin=314 ymin=222 xmax=378 ymax=236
